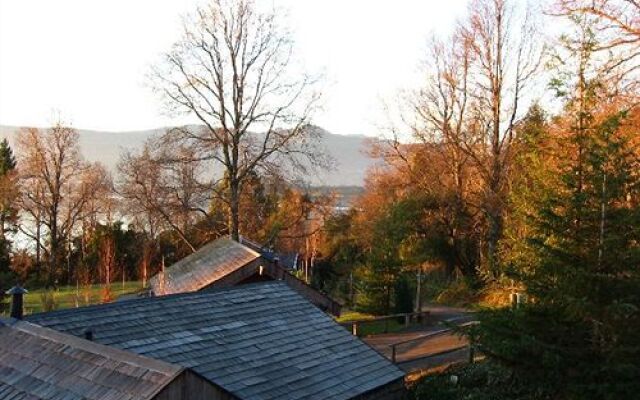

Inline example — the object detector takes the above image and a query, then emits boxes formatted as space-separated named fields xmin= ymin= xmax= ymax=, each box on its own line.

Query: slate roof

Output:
xmin=239 ymin=237 xmax=299 ymax=270
xmin=149 ymin=237 xmax=260 ymax=295
xmin=0 ymin=319 xmax=183 ymax=400
xmin=28 ymin=282 xmax=404 ymax=400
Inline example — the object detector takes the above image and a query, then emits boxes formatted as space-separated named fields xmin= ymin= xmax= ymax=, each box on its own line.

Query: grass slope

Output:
xmin=8 ymin=281 xmax=145 ymax=315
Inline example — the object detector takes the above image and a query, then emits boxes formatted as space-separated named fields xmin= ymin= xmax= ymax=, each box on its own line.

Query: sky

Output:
xmin=0 ymin=0 xmax=469 ymax=137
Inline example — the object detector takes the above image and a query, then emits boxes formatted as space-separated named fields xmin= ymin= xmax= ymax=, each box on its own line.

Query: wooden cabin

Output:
xmin=148 ymin=237 xmax=341 ymax=316
xmin=29 ymin=282 xmax=405 ymax=400
xmin=0 ymin=319 xmax=231 ymax=400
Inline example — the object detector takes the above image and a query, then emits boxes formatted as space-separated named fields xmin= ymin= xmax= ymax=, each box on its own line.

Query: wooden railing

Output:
xmin=388 ymin=320 xmax=479 ymax=363
xmin=262 ymin=261 xmax=342 ymax=316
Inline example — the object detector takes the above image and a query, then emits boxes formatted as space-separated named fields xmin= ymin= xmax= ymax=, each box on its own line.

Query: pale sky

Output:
xmin=0 ymin=0 xmax=469 ymax=136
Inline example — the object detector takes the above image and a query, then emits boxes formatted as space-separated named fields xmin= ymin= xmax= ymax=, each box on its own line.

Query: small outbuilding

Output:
xmin=0 ymin=319 xmax=230 ymax=400
xmin=149 ymin=237 xmax=341 ymax=316
xmin=28 ymin=282 xmax=405 ymax=400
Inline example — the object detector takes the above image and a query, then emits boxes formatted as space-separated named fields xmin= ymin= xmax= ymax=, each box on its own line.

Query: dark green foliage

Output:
xmin=0 ymin=238 xmax=15 ymax=288
xmin=358 ymin=196 xmax=427 ymax=314
xmin=394 ymin=275 xmax=413 ymax=314
xmin=411 ymin=362 xmax=552 ymax=400
xmin=501 ymin=104 xmax=553 ymax=276
xmin=475 ymin=110 xmax=640 ymax=399
xmin=314 ymin=210 xmax=363 ymax=303
xmin=71 ymin=222 xmax=147 ymax=285
xmin=0 ymin=139 xmax=16 ymax=176
xmin=0 ymin=139 xmax=17 ymax=284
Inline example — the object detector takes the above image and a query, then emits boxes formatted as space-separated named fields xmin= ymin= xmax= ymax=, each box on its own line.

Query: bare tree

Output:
xmin=457 ymin=0 xmax=543 ymax=275
xmin=17 ymin=122 xmax=111 ymax=285
xmin=99 ymin=233 xmax=115 ymax=302
xmin=383 ymin=0 xmax=542 ymax=277
xmin=150 ymin=0 xmax=323 ymax=241
xmin=401 ymin=33 xmax=482 ymax=277
xmin=556 ymin=1 xmax=640 ymax=46
xmin=555 ymin=1 xmax=640 ymax=88
xmin=117 ymin=140 xmax=212 ymax=252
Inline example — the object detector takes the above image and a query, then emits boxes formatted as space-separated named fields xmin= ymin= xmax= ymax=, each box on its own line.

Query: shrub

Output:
xmin=436 ymin=278 xmax=478 ymax=307
xmin=411 ymin=362 xmax=549 ymax=400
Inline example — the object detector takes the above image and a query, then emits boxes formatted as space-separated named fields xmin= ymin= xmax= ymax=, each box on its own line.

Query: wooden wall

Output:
xmin=349 ymin=378 xmax=407 ymax=400
xmin=154 ymin=370 xmax=238 ymax=400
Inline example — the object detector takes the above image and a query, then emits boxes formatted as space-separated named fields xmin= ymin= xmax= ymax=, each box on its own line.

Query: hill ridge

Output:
xmin=0 ymin=124 xmax=378 ymax=187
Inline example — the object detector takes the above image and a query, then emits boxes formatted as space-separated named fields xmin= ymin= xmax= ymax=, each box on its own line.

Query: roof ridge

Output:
xmin=148 ymin=237 xmax=261 ymax=293
xmin=11 ymin=320 xmax=184 ymax=376
xmin=27 ymin=280 xmax=288 ymax=318
xmin=24 ymin=280 xmax=405 ymax=400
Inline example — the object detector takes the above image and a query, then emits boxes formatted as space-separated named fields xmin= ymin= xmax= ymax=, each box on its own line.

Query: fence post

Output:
xmin=468 ymin=340 xmax=475 ymax=364
xmin=391 ymin=344 xmax=397 ymax=363
xmin=404 ymin=314 xmax=410 ymax=327
xmin=352 ymin=322 xmax=358 ymax=336
xmin=384 ymin=318 xmax=388 ymax=333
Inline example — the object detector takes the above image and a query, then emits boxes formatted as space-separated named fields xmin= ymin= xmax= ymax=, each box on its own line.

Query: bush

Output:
xmin=477 ymin=284 xmax=513 ymax=308
xmin=411 ymin=362 xmax=550 ymax=400
xmin=436 ymin=278 xmax=478 ymax=307
xmin=0 ymin=293 xmax=8 ymax=315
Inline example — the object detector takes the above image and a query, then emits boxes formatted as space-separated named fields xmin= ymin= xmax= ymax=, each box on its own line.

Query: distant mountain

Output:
xmin=0 ymin=125 xmax=380 ymax=187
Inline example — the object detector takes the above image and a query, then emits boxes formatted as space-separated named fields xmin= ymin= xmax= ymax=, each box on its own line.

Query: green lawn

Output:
xmin=336 ymin=310 xmax=378 ymax=323
xmin=336 ymin=310 xmax=406 ymax=336
xmin=3 ymin=281 xmax=145 ymax=316
xmin=356 ymin=319 xmax=404 ymax=336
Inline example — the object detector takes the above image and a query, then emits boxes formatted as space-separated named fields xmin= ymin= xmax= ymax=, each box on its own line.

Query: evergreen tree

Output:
xmin=394 ymin=275 xmax=413 ymax=315
xmin=475 ymin=15 xmax=640 ymax=397
xmin=475 ymin=109 xmax=640 ymax=398
xmin=0 ymin=138 xmax=17 ymax=287
xmin=501 ymin=104 xmax=554 ymax=281
xmin=0 ymin=138 xmax=16 ymax=175
xmin=358 ymin=196 xmax=426 ymax=314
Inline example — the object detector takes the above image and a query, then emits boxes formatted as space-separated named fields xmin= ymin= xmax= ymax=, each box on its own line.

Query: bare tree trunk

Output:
xmin=229 ymin=180 xmax=241 ymax=241
xmin=49 ymin=213 xmax=58 ymax=286
xmin=598 ymin=173 xmax=607 ymax=267
xmin=141 ymin=242 xmax=150 ymax=289
xmin=35 ymin=215 xmax=41 ymax=275
xmin=416 ymin=267 xmax=422 ymax=312
xmin=149 ymin=0 xmax=323 ymax=241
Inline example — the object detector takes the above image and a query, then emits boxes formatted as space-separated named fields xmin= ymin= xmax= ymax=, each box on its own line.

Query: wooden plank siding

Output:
xmin=154 ymin=370 xmax=238 ymax=400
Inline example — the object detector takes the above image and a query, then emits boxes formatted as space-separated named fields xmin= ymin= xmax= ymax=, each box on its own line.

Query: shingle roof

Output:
xmin=27 ymin=282 xmax=404 ymax=400
xmin=149 ymin=237 xmax=260 ymax=295
xmin=239 ymin=237 xmax=299 ymax=270
xmin=0 ymin=319 xmax=183 ymax=400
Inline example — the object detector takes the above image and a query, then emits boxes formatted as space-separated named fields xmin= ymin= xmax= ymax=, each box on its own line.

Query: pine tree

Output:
xmin=501 ymin=104 xmax=555 ymax=280
xmin=474 ymin=14 xmax=640 ymax=397
xmin=0 ymin=138 xmax=17 ymax=286
xmin=0 ymin=138 xmax=16 ymax=176
xmin=475 ymin=109 xmax=640 ymax=398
